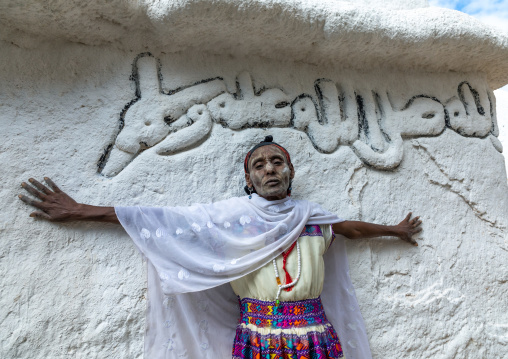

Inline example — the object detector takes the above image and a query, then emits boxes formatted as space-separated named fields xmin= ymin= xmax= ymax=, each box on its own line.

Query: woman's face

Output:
xmin=245 ymin=146 xmax=294 ymax=200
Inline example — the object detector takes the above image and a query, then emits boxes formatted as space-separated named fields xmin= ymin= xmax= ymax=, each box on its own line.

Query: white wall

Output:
xmin=341 ymin=0 xmax=429 ymax=9
xmin=494 ymin=88 xmax=508 ymax=178
xmin=1 ymin=1 xmax=508 ymax=358
xmin=1 ymin=40 xmax=507 ymax=358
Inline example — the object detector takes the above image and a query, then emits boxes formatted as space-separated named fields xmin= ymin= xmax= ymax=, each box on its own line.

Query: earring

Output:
xmin=248 ymin=187 xmax=253 ymax=199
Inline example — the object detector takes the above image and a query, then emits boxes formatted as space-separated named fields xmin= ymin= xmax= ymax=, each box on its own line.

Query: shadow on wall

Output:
xmin=97 ymin=53 xmax=502 ymax=177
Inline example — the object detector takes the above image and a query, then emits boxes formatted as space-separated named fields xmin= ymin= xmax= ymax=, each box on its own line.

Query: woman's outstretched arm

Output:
xmin=332 ymin=213 xmax=422 ymax=246
xmin=18 ymin=177 xmax=119 ymax=224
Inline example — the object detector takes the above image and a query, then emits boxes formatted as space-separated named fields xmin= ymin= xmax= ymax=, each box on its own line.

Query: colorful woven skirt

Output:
xmin=232 ymin=297 xmax=344 ymax=359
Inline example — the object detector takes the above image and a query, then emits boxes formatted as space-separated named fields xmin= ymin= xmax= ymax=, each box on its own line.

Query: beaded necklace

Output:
xmin=272 ymin=239 xmax=301 ymax=306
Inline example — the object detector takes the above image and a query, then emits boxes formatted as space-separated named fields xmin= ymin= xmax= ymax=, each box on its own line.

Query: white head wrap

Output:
xmin=116 ymin=194 xmax=372 ymax=359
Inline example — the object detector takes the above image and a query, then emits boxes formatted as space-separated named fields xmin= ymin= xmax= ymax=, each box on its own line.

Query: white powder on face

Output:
xmin=282 ymin=166 xmax=289 ymax=173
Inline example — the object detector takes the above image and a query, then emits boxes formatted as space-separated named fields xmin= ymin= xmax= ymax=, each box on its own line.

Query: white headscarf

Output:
xmin=116 ymin=194 xmax=372 ymax=359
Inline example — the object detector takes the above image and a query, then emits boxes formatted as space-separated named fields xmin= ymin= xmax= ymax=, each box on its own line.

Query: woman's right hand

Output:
xmin=19 ymin=177 xmax=82 ymax=221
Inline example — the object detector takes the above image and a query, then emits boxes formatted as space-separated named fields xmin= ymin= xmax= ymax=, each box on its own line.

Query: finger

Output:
xmin=410 ymin=220 xmax=422 ymax=228
xmin=405 ymin=237 xmax=418 ymax=246
xmin=30 ymin=211 xmax=51 ymax=220
xmin=404 ymin=212 xmax=412 ymax=222
xmin=413 ymin=227 xmax=422 ymax=234
xmin=44 ymin=177 xmax=61 ymax=193
xmin=28 ymin=178 xmax=52 ymax=195
xmin=18 ymin=194 xmax=45 ymax=209
xmin=21 ymin=182 xmax=47 ymax=200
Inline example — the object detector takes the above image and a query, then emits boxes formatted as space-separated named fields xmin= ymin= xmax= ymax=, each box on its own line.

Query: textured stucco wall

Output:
xmin=337 ymin=0 xmax=429 ymax=9
xmin=2 ymin=42 xmax=508 ymax=359
xmin=1 ymin=1 xmax=508 ymax=359
xmin=1 ymin=0 xmax=508 ymax=88
xmin=494 ymin=89 xmax=508 ymax=175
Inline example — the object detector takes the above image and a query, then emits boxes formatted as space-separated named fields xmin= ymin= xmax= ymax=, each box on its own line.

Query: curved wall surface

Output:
xmin=1 ymin=1 xmax=507 ymax=358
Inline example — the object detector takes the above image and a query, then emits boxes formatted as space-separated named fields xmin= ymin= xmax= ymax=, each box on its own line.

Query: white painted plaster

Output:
xmin=1 ymin=1 xmax=508 ymax=359
xmin=494 ymin=88 xmax=508 ymax=177
xmin=94 ymin=53 xmax=501 ymax=176
xmin=341 ymin=0 xmax=429 ymax=9
xmin=1 ymin=0 xmax=508 ymax=88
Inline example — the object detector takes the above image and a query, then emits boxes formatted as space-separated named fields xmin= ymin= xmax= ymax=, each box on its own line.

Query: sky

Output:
xmin=429 ymin=0 xmax=508 ymax=92
xmin=429 ymin=0 xmax=508 ymax=36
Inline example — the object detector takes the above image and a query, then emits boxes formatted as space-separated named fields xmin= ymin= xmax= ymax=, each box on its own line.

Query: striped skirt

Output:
xmin=232 ymin=297 xmax=344 ymax=359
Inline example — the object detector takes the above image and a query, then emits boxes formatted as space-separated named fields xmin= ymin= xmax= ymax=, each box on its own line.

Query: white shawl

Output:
xmin=116 ymin=194 xmax=372 ymax=359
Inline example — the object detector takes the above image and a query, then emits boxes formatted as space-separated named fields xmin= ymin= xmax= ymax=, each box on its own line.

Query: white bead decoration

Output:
xmin=272 ymin=239 xmax=301 ymax=304
xmin=268 ymin=204 xmax=280 ymax=213
xmin=163 ymin=339 xmax=174 ymax=351
xmin=178 ymin=268 xmax=190 ymax=280
xmin=140 ymin=228 xmax=150 ymax=239
xmin=212 ymin=263 xmax=225 ymax=272
xmin=199 ymin=319 xmax=209 ymax=333
xmin=239 ymin=215 xmax=251 ymax=225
